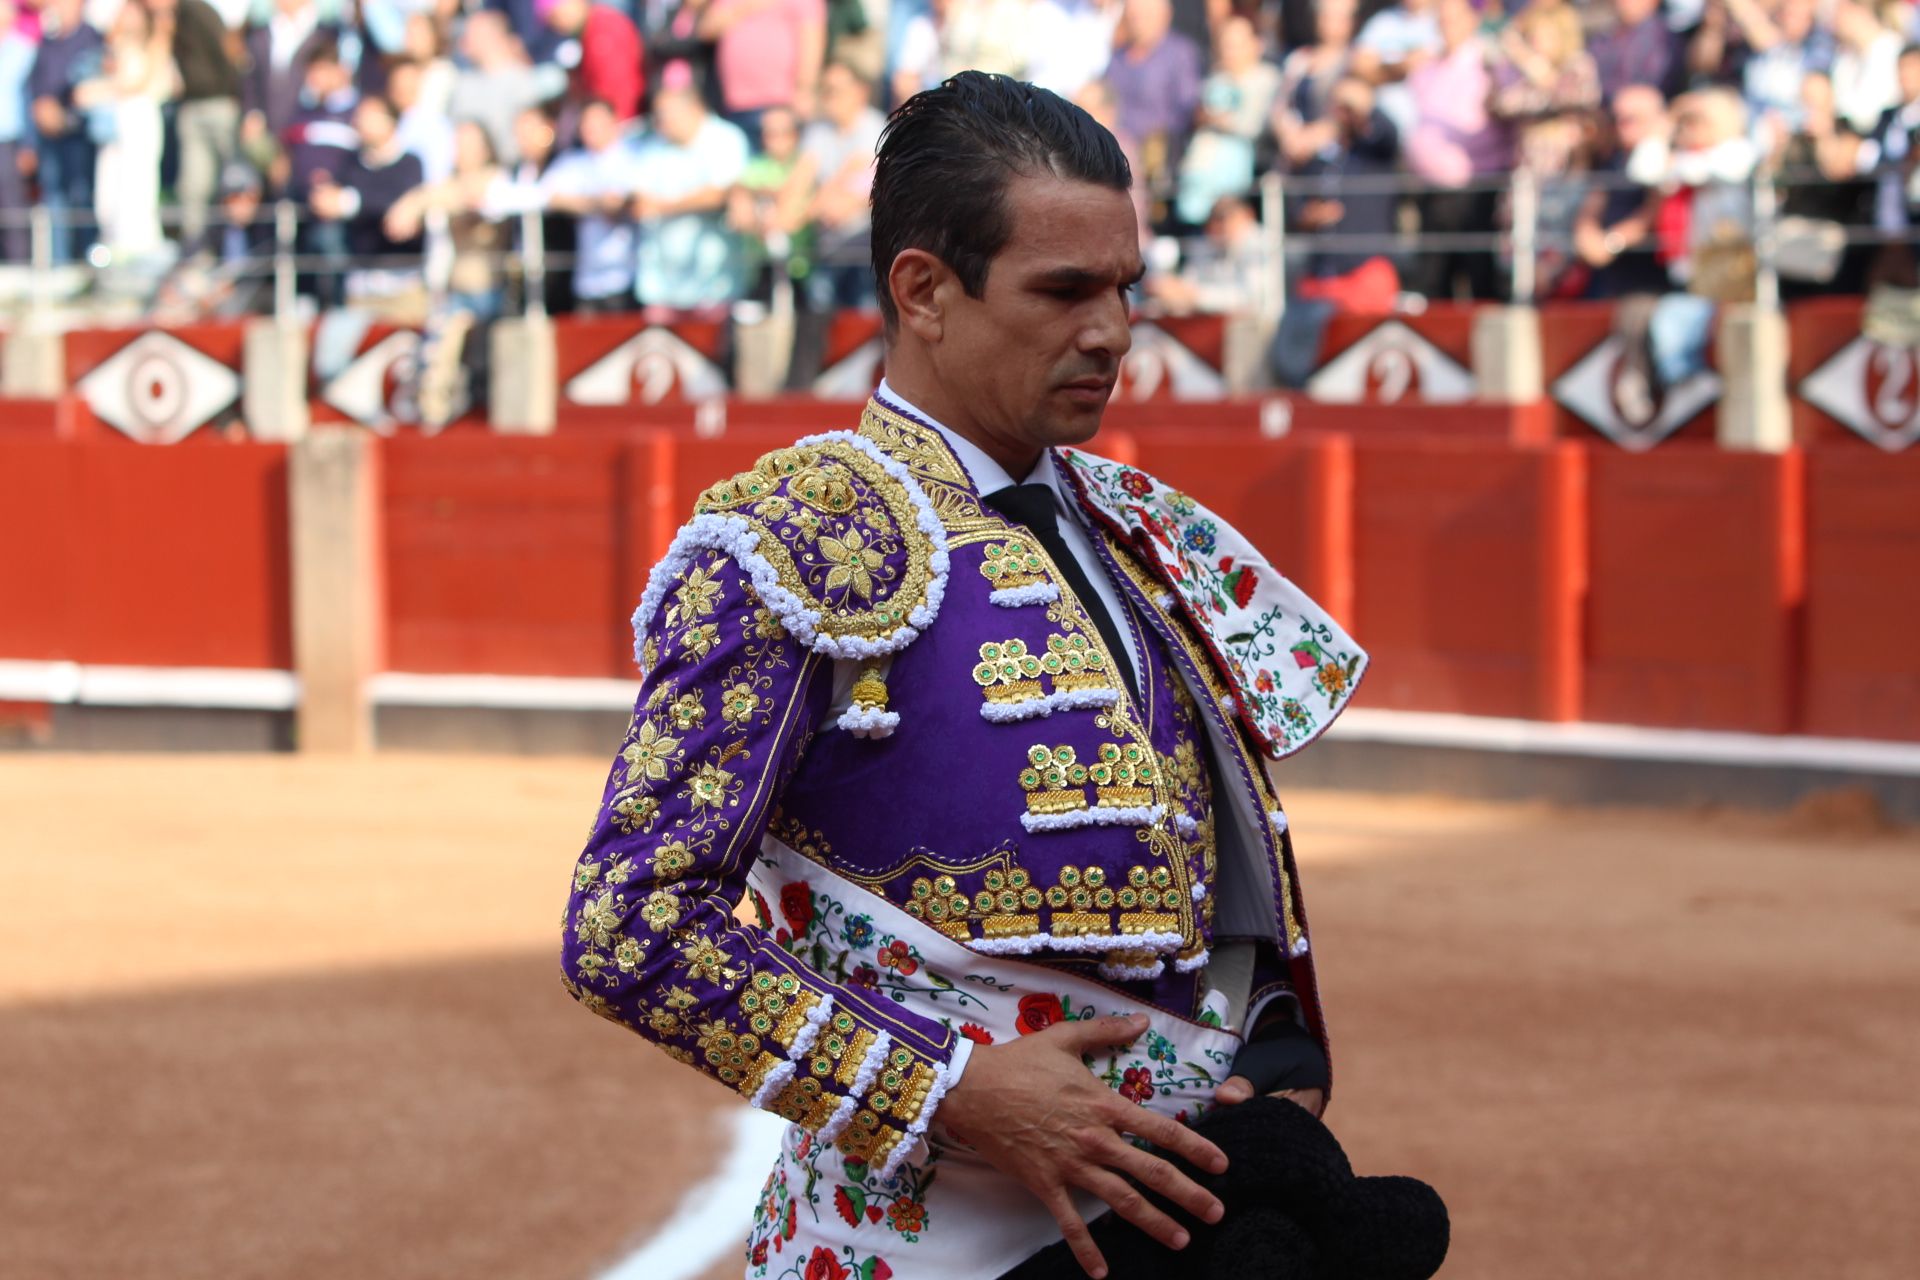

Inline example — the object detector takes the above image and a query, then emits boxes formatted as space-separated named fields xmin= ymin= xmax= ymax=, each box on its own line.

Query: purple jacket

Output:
xmin=559 ymin=398 xmax=1363 ymax=1177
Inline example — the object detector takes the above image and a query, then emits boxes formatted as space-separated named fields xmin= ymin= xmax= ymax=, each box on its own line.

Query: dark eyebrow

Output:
xmin=1031 ymin=265 xmax=1147 ymax=289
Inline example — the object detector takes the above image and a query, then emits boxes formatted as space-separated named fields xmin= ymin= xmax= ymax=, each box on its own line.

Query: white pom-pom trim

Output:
xmin=1191 ymin=880 xmax=1207 ymax=901
xmin=1154 ymin=591 xmax=1176 ymax=610
xmin=630 ymin=430 xmax=950 ymax=664
xmin=967 ymin=928 xmax=1187 ymax=957
xmin=837 ymin=706 xmax=901 ymax=738
xmin=1098 ymin=959 xmax=1166 ymax=982
xmin=989 ymin=582 xmax=1060 ymax=608
xmin=1173 ymin=812 xmax=1200 ymax=838
xmin=978 ymin=687 xmax=1120 ymax=723
xmin=1289 ymin=935 xmax=1311 ymax=958
xmin=749 ymin=1058 xmax=797 ymax=1110
xmin=1021 ymin=803 xmax=1166 ymax=833
xmin=878 ymin=1046 xmax=966 ymax=1181
xmin=1268 ymin=808 xmax=1289 ymax=834
xmin=1173 ymin=948 xmax=1211 ymax=974
xmin=818 ymin=1031 xmax=893 ymax=1143
xmin=1219 ymin=694 xmax=1238 ymax=715
xmin=788 ymin=993 xmax=836 ymax=1060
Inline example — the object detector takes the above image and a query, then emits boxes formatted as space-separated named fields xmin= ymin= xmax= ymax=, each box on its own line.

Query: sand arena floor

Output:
xmin=3 ymin=753 xmax=1916 ymax=1279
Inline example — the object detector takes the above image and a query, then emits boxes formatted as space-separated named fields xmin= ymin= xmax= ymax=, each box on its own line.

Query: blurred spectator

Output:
xmin=1291 ymin=74 xmax=1403 ymax=311
xmin=782 ymin=61 xmax=880 ymax=384
xmin=630 ymin=85 xmax=749 ymax=307
xmin=243 ymin=0 xmax=339 ymax=148
xmin=30 ymin=0 xmax=107 ymax=263
xmin=0 ymin=0 xmax=34 ymax=262
xmin=538 ymin=97 xmax=640 ymax=311
xmin=1175 ymin=15 xmax=1278 ymax=226
xmin=1105 ymin=0 xmax=1203 ymax=197
xmin=389 ymin=58 xmax=452 ymax=181
xmin=1831 ymin=0 xmax=1901 ymax=134
xmin=401 ymin=10 xmax=454 ymax=118
xmin=1493 ymin=2 xmax=1600 ymax=298
xmin=152 ymin=0 xmax=241 ymax=248
xmin=1273 ymin=74 xmax=1402 ymax=385
xmin=1573 ymin=83 xmax=1669 ymax=298
xmin=483 ymin=104 xmax=576 ymax=311
xmin=785 ymin=60 xmax=880 ymax=307
xmin=76 ymin=0 xmax=178 ymax=264
xmin=158 ymin=161 xmax=275 ymax=315
xmin=1144 ymin=194 xmax=1266 ymax=313
xmin=1025 ymin=0 xmax=1120 ymax=100
xmin=1835 ymin=42 xmax=1920 ymax=287
xmin=893 ymin=0 xmax=1028 ymax=102
xmin=449 ymin=10 xmax=566 ymax=165
xmin=1632 ymin=87 xmax=1758 ymax=389
xmin=696 ymin=0 xmax=826 ymax=146
xmin=1770 ymin=70 xmax=1869 ymax=293
xmin=1351 ymin=0 xmax=1440 ymax=141
xmin=387 ymin=119 xmax=508 ymax=315
xmin=542 ymin=0 xmax=643 ymax=122
xmin=1590 ymin=0 xmax=1683 ymax=100
xmin=1405 ymin=0 xmax=1507 ymax=299
xmin=1276 ymin=0 xmax=1357 ymax=136
xmin=1690 ymin=0 xmax=1833 ymax=132
xmin=1075 ymin=77 xmax=1152 ymax=243
xmin=278 ymin=37 xmax=358 ymax=201
xmin=313 ymin=93 xmax=425 ymax=259
xmin=729 ymin=104 xmax=807 ymax=295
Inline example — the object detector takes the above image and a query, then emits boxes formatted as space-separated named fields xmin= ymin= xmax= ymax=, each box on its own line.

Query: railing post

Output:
xmin=273 ymin=199 xmax=297 ymax=324
xmin=1510 ymin=166 xmax=1539 ymax=306
xmin=521 ymin=207 xmax=547 ymax=319
xmin=1259 ymin=169 xmax=1286 ymax=324
xmin=0 ymin=205 xmax=68 ymax=398
xmin=1752 ymin=169 xmax=1780 ymax=312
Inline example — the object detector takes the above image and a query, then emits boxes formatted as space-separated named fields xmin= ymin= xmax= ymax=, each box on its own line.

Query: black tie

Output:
xmin=982 ymin=483 xmax=1139 ymax=697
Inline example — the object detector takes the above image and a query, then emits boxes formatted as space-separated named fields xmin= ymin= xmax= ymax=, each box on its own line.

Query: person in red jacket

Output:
xmin=540 ymin=0 xmax=643 ymax=122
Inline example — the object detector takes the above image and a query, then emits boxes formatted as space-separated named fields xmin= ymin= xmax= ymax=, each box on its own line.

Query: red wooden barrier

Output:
xmin=1801 ymin=450 xmax=1920 ymax=741
xmin=1349 ymin=439 xmax=1585 ymax=720
xmin=381 ymin=437 xmax=631 ymax=676
xmin=1584 ymin=447 xmax=1804 ymax=733
xmin=0 ymin=439 xmax=290 ymax=667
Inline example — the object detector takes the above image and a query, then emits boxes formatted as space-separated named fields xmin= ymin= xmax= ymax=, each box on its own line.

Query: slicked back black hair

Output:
xmin=870 ymin=72 xmax=1132 ymax=332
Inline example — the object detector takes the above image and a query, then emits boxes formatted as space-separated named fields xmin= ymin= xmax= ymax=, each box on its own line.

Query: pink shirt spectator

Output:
xmin=1406 ymin=37 xmax=1509 ymax=187
xmin=712 ymin=0 xmax=826 ymax=114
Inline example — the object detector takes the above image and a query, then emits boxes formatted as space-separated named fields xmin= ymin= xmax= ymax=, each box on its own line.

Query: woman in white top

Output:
xmin=77 ymin=0 xmax=179 ymax=263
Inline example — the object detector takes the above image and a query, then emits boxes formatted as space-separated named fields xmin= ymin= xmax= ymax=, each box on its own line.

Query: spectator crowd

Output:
xmin=2 ymin=0 xmax=1916 ymax=358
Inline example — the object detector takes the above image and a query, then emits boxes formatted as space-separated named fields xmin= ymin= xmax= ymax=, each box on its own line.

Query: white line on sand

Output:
xmin=595 ymin=1105 xmax=790 ymax=1280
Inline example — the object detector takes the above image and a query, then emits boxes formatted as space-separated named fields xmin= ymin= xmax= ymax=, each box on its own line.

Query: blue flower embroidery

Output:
xmin=1146 ymin=1032 xmax=1177 ymax=1064
xmin=843 ymin=914 xmax=876 ymax=948
xmin=1182 ymin=521 xmax=1218 ymax=556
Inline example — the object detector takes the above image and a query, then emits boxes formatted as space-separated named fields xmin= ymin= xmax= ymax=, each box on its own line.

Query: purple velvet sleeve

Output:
xmin=559 ymin=548 xmax=961 ymax=1171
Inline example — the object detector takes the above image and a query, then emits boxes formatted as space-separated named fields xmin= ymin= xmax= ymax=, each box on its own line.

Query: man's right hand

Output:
xmin=928 ymin=1013 xmax=1228 ymax=1280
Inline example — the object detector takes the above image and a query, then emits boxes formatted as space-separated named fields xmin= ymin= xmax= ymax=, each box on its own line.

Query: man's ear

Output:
xmin=887 ymin=248 xmax=949 ymax=344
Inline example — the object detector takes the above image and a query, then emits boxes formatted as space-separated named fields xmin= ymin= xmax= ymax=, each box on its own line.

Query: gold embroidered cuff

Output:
xmin=979 ymin=540 xmax=1049 ymax=591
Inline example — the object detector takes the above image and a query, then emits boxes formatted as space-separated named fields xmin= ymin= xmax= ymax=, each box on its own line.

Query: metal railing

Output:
xmin=0 ymin=167 xmax=1904 ymax=326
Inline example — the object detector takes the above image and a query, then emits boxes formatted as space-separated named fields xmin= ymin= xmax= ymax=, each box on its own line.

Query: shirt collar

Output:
xmin=874 ymin=378 xmax=1073 ymax=511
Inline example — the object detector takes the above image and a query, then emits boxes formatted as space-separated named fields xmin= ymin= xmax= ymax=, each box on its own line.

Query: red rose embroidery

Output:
xmin=749 ymin=888 xmax=774 ymax=928
xmin=1119 ymin=1066 xmax=1155 ymax=1104
xmin=1120 ymin=470 xmax=1154 ymax=498
xmin=1016 ymin=993 xmax=1066 ymax=1035
xmin=1231 ymin=564 xmax=1258 ymax=608
xmin=779 ymin=883 xmax=814 ymax=938
xmin=804 ymin=1246 xmax=850 ymax=1280
xmin=877 ymin=940 xmax=919 ymax=976
xmin=849 ymin=964 xmax=879 ymax=989
xmin=959 ymin=1023 xmax=994 ymax=1045
xmin=751 ymin=1239 xmax=768 ymax=1267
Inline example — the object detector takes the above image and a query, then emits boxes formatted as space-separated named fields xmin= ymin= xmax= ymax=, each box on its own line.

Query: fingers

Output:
xmin=1110 ymin=1099 xmax=1229 ymax=1175
xmin=1043 ymin=1188 xmax=1110 ymax=1280
xmin=1214 ymin=1074 xmax=1254 ymax=1105
xmin=1055 ymin=1011 xmax=1148 ymax=1051
xmin=1103 ymin=1134 xmax=1226 ymax=1226
xmin=1078 ymin=1165 xmax=1192 ymax=1254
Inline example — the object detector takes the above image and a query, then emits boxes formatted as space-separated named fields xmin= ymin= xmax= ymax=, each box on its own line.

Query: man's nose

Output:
xmin=1081 ymin=292 xmax=1134 ymax=362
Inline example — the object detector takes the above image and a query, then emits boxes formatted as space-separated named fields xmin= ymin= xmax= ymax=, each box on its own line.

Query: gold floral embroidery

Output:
xmin=674 ymin=934 xmax=745 ymax=987
xmin=621 ymin=721 xmax=683 ymax=783
xmin=667 ymin=691 xmax=706 ymax=730
xmin=639 ymin=887 xmax=684 ymax=933
xmin=1088 ymin=742 xmax=1157 ymax=809
xmin=673 ymin=561 xmax=726 ymax=622
xmin=680 ymin=622 xmax=720 ymax=660
xmin=978 ymin=540 xmax=1048 ymax=592
xmin=684 ymin=762 xmax=739 ymax=812
xmin=973 ymin=639 xmax=1045 ymax=703
xmin=693 ymin=439 xmax=938 ymax=644
xmin=650 ymin=839 xmax=694 ymax=879
xmin=903 ymin=864 xmax=1183 ymax=940
xmin=1021 ymin=745 xmax=1089 ymax=816
xmin=720 ymin=682 xmax=766 ymax=726
xmin=738 ymin=971 xmax=821 ymax=1049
